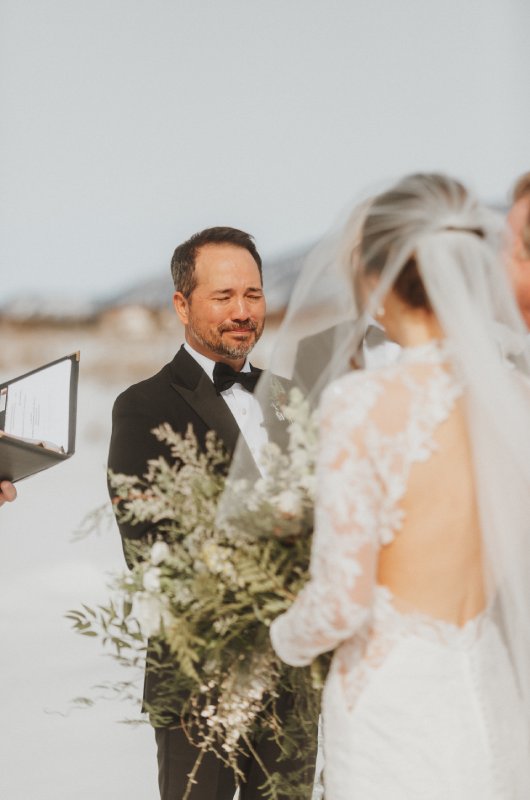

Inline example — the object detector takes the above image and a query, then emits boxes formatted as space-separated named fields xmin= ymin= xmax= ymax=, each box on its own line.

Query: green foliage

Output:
xmin=69 ymin=391 xmax=329 ymax=799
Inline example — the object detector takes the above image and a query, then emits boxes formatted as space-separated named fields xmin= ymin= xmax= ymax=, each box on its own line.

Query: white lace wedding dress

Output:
xmin=270 ymin=342 xmax=529 ymax=799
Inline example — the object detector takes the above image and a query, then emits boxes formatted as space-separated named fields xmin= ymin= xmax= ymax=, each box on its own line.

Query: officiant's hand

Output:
xmin=0 ymin=481 xmax=17 ymax=507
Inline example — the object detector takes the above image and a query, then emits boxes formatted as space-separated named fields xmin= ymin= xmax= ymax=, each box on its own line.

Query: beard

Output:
xmin=188 ymin=317 xmax=264 ymax=359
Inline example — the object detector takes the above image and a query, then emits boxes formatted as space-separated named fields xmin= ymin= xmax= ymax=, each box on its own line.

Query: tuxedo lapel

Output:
xmin=168 ymin=347 xmax=242 ymax=456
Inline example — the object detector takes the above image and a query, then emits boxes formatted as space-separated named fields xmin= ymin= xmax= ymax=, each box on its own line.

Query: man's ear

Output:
xmin=173 ymin=292 xmax=189 ymax=325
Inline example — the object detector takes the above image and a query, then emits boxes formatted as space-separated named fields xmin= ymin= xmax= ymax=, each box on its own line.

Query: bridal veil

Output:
xmin=219 ymin=174 xmax=530 ymax=767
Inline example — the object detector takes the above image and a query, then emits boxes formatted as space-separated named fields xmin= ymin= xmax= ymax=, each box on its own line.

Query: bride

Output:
xmin=268 ymin=174 xmax=530 ymax=798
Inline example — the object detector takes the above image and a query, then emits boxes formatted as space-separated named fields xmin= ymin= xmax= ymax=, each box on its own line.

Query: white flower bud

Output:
xmin=150 ymin=541 xmax=170 ymax=565
xmin=275 ymin=489 xmax=302 ymax=517
xmin=133 ymin=593 xmax=162 ymax=637
xmin=142 ymin=566 xmax=161 ymax=592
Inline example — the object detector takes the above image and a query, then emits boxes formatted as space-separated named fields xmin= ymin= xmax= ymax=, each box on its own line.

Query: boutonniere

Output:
xmin=268 ymin=376 xmax=288 ymax=422
xmin=271 ymin=399 xmax=286 ymax=422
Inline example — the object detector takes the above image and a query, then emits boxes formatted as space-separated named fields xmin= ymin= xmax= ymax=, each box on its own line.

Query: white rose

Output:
xmin=262 ymin=442 xmax=281 ymax=460
xmin=275 ymin=490 xmax=302 ymax=517
xmin=150 ymin=541 xmax=170 ymax=565
xmin=290 ymin=448 xmax=309 ymax=471
xmin=142 ymin=566 xmax=161 ymax=592
xmin=133 ymin=592 xmax=163 ymax=637
xmin=299 ymin=474 xmax=316 ymax=497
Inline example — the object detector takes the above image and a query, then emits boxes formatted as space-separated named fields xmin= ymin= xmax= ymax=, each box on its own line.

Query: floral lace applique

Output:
xmin=270 ymin=345 xmax=464 ymax=673
xmin=335 ymin=583 xmax=492 ymax=710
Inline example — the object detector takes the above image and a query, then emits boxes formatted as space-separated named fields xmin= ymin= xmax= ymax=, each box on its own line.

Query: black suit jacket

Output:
xmin=108 ymin=346 xmax=261 ymax=561
xmin=108 ymin=348 xmax=319 ymax=790
xmin=108 ymin=346 xmax=266 ymax=715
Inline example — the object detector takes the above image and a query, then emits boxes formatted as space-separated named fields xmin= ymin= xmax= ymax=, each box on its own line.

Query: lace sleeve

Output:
xmin=270 ymin=374 xmax=384 ymax=667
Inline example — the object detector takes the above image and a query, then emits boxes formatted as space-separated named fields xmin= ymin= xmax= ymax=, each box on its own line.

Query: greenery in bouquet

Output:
xmin=68 ymin=388 xmax=328 ymax=799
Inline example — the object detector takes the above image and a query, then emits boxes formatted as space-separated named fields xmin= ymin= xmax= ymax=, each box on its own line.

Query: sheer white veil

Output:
xmin=358 ymin=176 xmax=530 ymax=740
xmin=221 ymin=173 xmax=530 ymax=751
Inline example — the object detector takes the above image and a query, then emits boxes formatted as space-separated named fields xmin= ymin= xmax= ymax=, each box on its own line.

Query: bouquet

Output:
xmin=68 ymin=388 xmax=327 ymax=799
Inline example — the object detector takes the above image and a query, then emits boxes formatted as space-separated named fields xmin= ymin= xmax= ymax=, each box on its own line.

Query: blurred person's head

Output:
xmin=507 ymin=173 xmax=530 ymax=328
xmin=171 ymin=227 xmax=265 ymax=367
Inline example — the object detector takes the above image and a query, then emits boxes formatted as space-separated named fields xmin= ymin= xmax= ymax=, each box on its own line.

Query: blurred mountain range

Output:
xmin=1 ymin=245 xmax=309 ymax=323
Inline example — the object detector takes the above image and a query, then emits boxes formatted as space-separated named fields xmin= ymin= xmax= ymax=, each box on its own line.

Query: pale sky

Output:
xmin=1 ymin=0 xmax=529 ymax=300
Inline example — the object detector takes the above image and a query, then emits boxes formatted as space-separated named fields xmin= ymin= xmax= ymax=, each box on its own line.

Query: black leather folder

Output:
xmin=0 ymin=352 xmax=80 ymax=482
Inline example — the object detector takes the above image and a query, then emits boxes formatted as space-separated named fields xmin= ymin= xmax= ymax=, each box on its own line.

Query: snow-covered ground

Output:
xmin=0 ymin=322 xmax=281 ymax=799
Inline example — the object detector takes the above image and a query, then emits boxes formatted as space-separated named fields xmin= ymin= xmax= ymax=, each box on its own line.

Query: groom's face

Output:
xmin=173 ymin=243 xmax=266 ymax=365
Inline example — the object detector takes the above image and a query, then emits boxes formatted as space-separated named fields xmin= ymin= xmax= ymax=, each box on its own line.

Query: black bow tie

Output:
xmin=212 ymin=362 xmax=260 ymax=394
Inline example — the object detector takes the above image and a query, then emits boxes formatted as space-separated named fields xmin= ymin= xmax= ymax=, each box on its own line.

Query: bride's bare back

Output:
xmin=376 ymin=372 xmax=486 ymax=626
xmin=271 ymin=342 xmax=490 ymax=667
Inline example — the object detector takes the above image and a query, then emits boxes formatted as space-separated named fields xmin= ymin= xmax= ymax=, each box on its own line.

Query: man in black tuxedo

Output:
xmin=108 ymin=227 xmax=316 ymax=800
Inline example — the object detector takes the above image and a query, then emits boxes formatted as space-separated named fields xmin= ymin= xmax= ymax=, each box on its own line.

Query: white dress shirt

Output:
xmin=183 ymin=343 xmax=268 ymax=475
